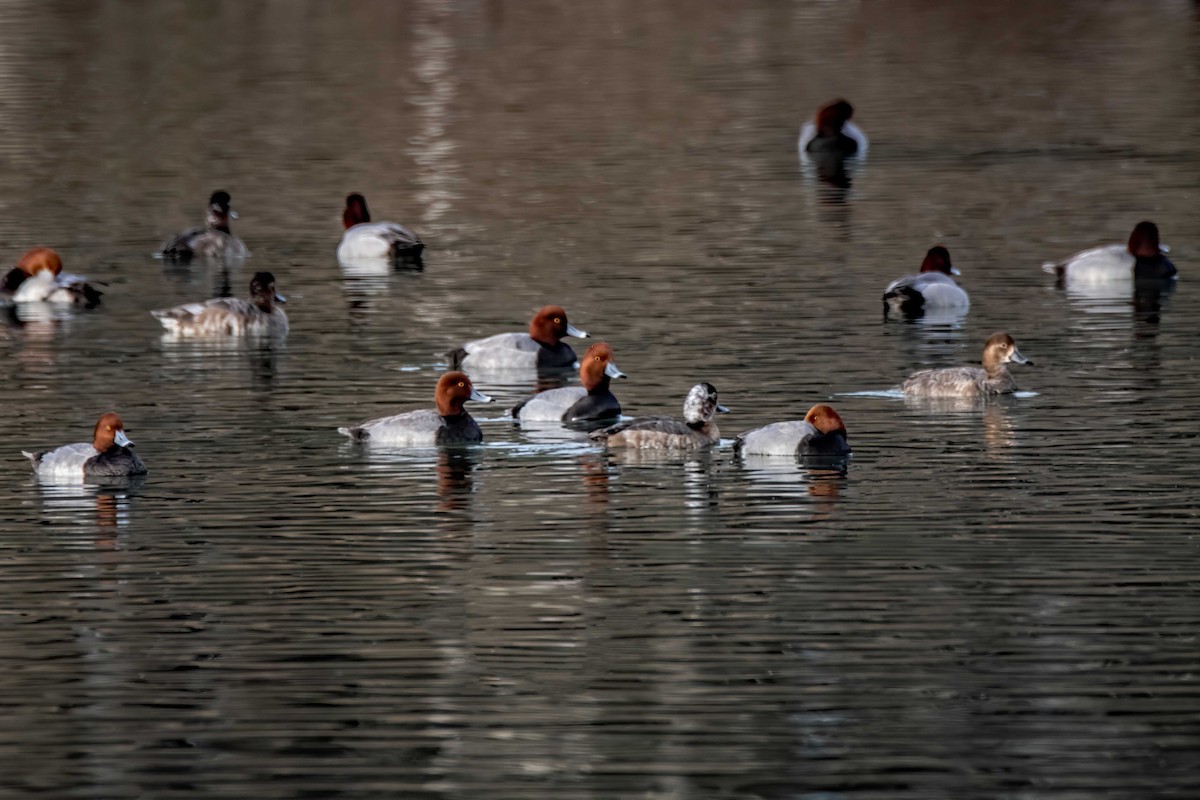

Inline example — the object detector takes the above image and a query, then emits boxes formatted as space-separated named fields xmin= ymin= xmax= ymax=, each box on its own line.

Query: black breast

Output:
xmin=84 ymin=446 xmax=148 ymax=478
xmin=435 ymin=413 xmax=483 ymax=445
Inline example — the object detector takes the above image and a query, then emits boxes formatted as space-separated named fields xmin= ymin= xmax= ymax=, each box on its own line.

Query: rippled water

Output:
xmin=2 ymin=1 xmax=1199 ymax=797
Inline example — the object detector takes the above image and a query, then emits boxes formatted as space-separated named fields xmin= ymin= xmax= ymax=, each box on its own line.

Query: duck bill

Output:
xmin=229 ymin=209 xmax=239 ymax=220
xmin=949 ymin=267 xmax=962 ymax=276
xmin=1009 ymin=348 xmax=1031 ymax=365
xmin=604 ymin=361 xmax=627 ymax=379
xmin=274 ymin=292 xmax=287 ymax=303
xmin=114 ymin=430 xmax=133 ymax=447
xmin=469 ymin=387 xmax=494 ymax=403
xmin=716 ymin=404 xmax=731 ymax=414
xmin=565 ymin=324 xmax=589 ymax=338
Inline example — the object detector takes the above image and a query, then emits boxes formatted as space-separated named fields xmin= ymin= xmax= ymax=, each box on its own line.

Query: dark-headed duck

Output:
xmin=735 ymin=404 xmax=851 ymax=458
xmin=901 ymin=332 xmax=1032 ymax=398
xmin=23 ymin=412 xmax=147 ymax=480
xmin=337 ymin=193 xmax=424 ymax=264
xmin=151 ymin=271 xmax=287 ymax=337
xmin=162 ymin=190 xmax=248 ymax=262
xmin=512 ymin=342 xmax=626 ymax=426
xmin=883 ymin=245 xmax=969 ymax=318
xmin=449 ymin=305 xmax=589 ymax=372
xmin=1043 ymin=221 xmax=1175 ymax=285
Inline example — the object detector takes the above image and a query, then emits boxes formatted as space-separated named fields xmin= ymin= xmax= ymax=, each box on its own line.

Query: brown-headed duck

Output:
xmin=511 ymin=342 xmax=626 ymax=426
xmin=337 ymin=193 xmax=424 ymax=264
xmin=901 ymin=332 xmax=1032 ymax=398
xmin=449 ymin=305 xmax=589 ymax=371
xmin=798 ymin=98 xmax=868 ymax=158
xmin=22 ymin=412 xmax=146 ymax=480
xmin=735 ymin=404 xmax=851 ymax=458
xmin=1043 ymin=221 xmax=1175 ymax=285
xmin=3 ymin=247 xmax=102 ymax=307
xmin=883 ymin=246 xmax=969 ymax=317
xmin=338 ymin=371 xmax=494 ymax=446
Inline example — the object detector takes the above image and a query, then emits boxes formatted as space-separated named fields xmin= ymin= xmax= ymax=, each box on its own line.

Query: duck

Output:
xmin=2 ymin=247 xmax=102 ymax=307
xmin=1043 ymin=221 xmax=1175 ymax=285
xmin=337 ymin=193 xmax=424 ymax=263
xmin=22 ymin=412 xmax=147 ymax=479
xmin=161 ymin=190 xmax=248 ymax=262
xmin=151 ymin=271 xmax=288 ymax=337
xmin=511 ymin=342 xmax=626 ymax=425
xmin=449 ymin=305 xmax=589 ymax=371
xmin=338 ymin=371 xmax=494 ymax=446
xmin=901 ymin=332 xmax=1032 ymax=398
xmin=883 ymin=246 xmax=969 ymax=317
xmin=798 ymin=98 xmax=868 ymax=158
xmin=734 ymin=404 xmax=851 ymax=458
xmin=590 ymin=383 xmax=729 ymax=450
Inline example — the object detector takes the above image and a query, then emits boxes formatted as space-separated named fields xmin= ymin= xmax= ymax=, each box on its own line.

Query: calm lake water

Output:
xmin=2 ymin=1 xmax=1199 ymax=797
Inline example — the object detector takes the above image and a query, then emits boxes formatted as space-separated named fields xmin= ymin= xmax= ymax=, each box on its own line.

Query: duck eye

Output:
xmin=458 ymin=381 xmax=465 ymax=387
xmin=554 ymin=317 xmax=561 ymax=324
xmin=106 ymin=426 xmax=112 ymax=431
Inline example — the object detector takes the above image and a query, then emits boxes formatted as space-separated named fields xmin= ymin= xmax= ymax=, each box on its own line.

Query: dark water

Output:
xmin=2 ymin=1 xmax=1199 ymax=797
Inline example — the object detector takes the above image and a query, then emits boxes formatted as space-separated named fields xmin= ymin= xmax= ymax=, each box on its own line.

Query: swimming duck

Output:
xmin=338 ymin=371 xmax=494 ymax=446
xmin=901 ymin=332 xmax=1032 ymax=398
xmin=337 ymin=193 xmax=424 ymax=263
xmin=590 ymin=383 xmax=729 ymax=450
xmin=151 ymin=271 xmax=287 ymax=337
xmin=449 ymin=305 xmax=589 ymax=371
xmin=883 ymin=246 xmax=969 ymax=317
xmin=798 ymin=98 xmax=868 ymax=158
xmin=734 ymin=404 xmax=851 ymax=457
xmin=162 ymin=190 xmax=248 ymax=262
xmin=1043 ymin=221 xmax=1175 ymax=284
xmin=22 ymin=412 xmax=147 ymax=479
xmin=2 ymin=247 xmax=102 ymax=307
xmin=511 ymin=342 xmax=626 ymax=425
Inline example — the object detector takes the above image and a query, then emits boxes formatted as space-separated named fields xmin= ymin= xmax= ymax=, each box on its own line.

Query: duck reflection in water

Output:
xmin=1133 ymin=276 xmax=1176 ymax=333
xmin=436 ymin=449 xmax=478 ymax=513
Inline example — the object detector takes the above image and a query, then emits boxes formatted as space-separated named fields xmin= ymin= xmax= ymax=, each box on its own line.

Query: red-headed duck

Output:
xmin=3 ymin=247 xmax=102 ymax=307
xmin=902 ymin=332 xmax=1032 ymax=397
xmin=798 ymin=98 xmax=868 ymax=158
xmin=735 ymin=404 xmax=851 ymax=458
xmin=883 ymin=246 xmax=969 ymax=317
xmin=337 ymin=193 xmax=424 ymax=263
xmin=511 ymin=342 xmax=627 ymax=425
xmin=151 ymin=271 xmax=287 ymax=337
xmin=22 ymin=412 xmax=147 ymax=479
xmin=449 ymin=305 xmax=589 ymax=371
xmin=338 ymin=371 xmax=494 ymax=446
xmin=591 ymin=383 xmax=729 ymax=450
xmin=162 ymin=190 xmax=248 ymax=262
xmin=1043 ymin=221 xmax=1175 ymax=285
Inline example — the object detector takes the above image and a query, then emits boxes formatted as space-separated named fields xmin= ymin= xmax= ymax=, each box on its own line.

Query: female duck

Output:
xmin=883 ymin=246 xmax=969 ymax=317
xmin=151 ymin=271 xmax=288 ymax=337
xmin=337 ymin=193 xmax=424 ymax=263
xmin=591 ymin=383 xmax=729 ymax=450
xmin=23 ymin=412 xmax=147 ymax=479
xmin=902 ymin=332 xmax=1032 ymax=398
xmin=511 ymin=342 xmax=626 ymax=425
xmin=449 ymin=305 xmax=589 ymax=371
xmin=798 ymin=98 xmax=868 ymax=158
xmin=338 ymin=371 xmax=494 ymax=446
xmin=1043 ymin=221 xmax=1175 ymax=284
xmin=162 ymin=190 xmax=247 ymax=261
xmin=3 ymin=247 xmax=102 ymax=306
xmin=735 ymin=404 xmax=851 ymax=458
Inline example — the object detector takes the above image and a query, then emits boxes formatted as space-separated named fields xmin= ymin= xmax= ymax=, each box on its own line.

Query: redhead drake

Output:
xmin=162 ymin=191 xmax=248 ymax=261
xmin=590 ymin=383 xmax=729 ymax=450
xmin=338 ymin=371 xmax=494 ymax=446
xmin=511 ymin=342 xmax=626 ymax=425
xmin=449 ymin=305 xmax=589 ymax=371
xmin=883 ymin=246 xmax=969 ymax=317
xmin=151 ymin=271 xmax=287 ymax=337
xmin=3 ymin=247 xmax=102 ymax=307
xmin=902 ymin=332 xmax=1032 ymax=398
xmin=798 ymin=98 xmax=868 ymax=158
xmin=1043 ymin=221 xmax=1175 ymax=284
xmin=22 ymin=412 xmax=146 ymax=479
xmin=337 ymin=193 xmax=424 ymax=263
xmin=735 ymin=404 xmax=851 ymax=458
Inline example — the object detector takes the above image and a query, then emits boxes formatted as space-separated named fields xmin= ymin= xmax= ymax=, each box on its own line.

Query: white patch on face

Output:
xmin=682 ymin=383 xmax=719 ymax=424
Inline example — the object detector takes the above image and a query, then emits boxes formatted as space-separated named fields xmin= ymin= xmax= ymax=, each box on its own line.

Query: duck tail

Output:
xmin=21 ymin=450 xmax=42 ymax=469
